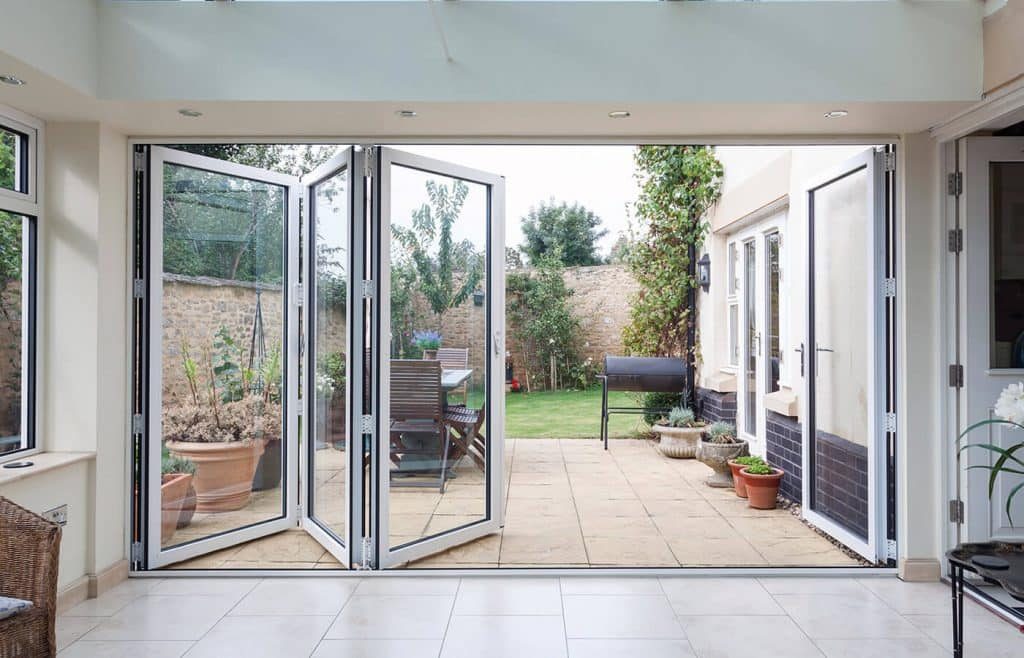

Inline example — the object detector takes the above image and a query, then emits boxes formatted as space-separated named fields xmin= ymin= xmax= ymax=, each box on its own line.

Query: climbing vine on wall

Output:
xmin=622 ymin=146 xmax=723 ymax=359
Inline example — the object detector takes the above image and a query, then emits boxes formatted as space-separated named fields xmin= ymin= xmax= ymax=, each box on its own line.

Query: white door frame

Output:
xmin=374 ymin=147 xmax=506 ymax=568
xmin=146 ymin=146 xmax=301 ymax=568
xmin=800 ymin=147 xmax=888 ymax=563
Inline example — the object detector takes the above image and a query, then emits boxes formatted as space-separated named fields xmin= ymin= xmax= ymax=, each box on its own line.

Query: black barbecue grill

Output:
xmin=599 ymin=356 xmax=689 ymax=449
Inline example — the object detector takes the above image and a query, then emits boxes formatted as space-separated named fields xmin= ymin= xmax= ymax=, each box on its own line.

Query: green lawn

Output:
xmin=504 ymin=388 xmax=647 ymax=439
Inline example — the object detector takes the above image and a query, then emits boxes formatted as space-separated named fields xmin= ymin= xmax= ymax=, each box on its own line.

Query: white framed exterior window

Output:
xmin=726 ymin=241 xmax=740 ymax=367
xmin=0 ymin=105 xmax=40 ymax=463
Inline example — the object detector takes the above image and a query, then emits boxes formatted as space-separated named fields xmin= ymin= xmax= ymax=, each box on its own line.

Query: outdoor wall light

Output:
xmin=473 ymin=289 xmax=485 ymax=306
xmin=697 ymin=253 xmax=711 ymax=291
xmin=178 ymin=108 xmax=203 ymax=118
xmin=608 ymin=110 xmax=631 ymax=119
xmin=0 ymin=74 xmax=26 ymax=86
xmin=396 ymin=110 xmax=418 ymax=118
xmin=824 ymin=109 xmax=849 ymax=119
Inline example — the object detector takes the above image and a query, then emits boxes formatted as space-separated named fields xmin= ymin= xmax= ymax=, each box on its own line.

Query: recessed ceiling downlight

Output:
xmin=824 ymin=109 xmax=849 ymax=119
xmin=0 ymin=74 xmax=26 ymax=86
xmin=608 ymin=110 xmax=631 ymax=119
xmin=396 ymin=109 xmax=418 ymax=118
xmin=178 ymin=108 xmax=203 ymax=118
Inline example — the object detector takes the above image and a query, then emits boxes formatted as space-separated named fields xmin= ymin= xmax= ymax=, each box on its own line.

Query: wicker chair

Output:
xmin=0 ymin=497 xmax=61 ymax=658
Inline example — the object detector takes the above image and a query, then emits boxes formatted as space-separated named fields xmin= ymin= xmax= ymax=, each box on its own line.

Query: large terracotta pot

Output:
xmin=727 ymin=460 xmax=749 ymax=498
xmin=696 ymin=439 xmax=749 ymax=488
xmin=167 ymin=440 xmax=266 ymax=512
xmin=160 ymin=473 xmax=192 ymax=541
xmin=329 ymin=390 xmax=347 ymax=448
xmin=176 ymin=481 xmax=197 ymax=529
xmin=251 ymin=437 xmax=282 ymax=492
xmin=743 ymin=467 xmax=784 ymax=510
xmin=652 ymin=424 xmax=703 ymax=459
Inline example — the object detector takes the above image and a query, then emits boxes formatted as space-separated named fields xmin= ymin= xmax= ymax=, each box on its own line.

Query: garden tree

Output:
xmin=607 ymin=232 xmax=634 ymax=265
xmin=162 ymin=144 xmax=337 ymax=284
xmin=623 ymin=145 xmax=724 ymax=365
xmin=520 ymin=199 xmax=608 ymax=266
xmin=505 ymin=246 xmax=524 ymax=271
xmin=388 ymin=259 xmax=421 ymax=358
xmin=0 ymin=131 xmax=22 ymax=313
xmin=391 ymin=179 xmax=484 ymax=323
xmin=506 ymin=253 xmax=586 ymax=392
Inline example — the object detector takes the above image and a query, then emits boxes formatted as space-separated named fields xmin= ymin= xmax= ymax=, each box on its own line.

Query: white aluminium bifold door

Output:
xmin=299 ymin=147 xmax=362 ymax=568
xmin=146 ymin=147 xmax=301 ymax=568
xmin=374 ymin=147 xmax=505 ymax=568
xmin=801 ymin=148 xmax=888 ymax=563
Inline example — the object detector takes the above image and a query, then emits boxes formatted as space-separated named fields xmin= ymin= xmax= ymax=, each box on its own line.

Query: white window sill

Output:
xmin=0 ymin=451 xmax=96 ymax=487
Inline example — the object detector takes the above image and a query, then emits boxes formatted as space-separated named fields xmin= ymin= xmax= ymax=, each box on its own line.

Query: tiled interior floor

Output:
xmin=169 ymin=438 xmax=858 ymax=569
xmin=57 ymin=575 xmax=1024 ymax=657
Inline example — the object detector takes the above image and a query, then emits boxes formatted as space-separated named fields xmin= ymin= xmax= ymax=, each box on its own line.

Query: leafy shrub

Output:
xmin=413 ymin=330 xmax=442 ymax=351
xmin=705 ymin=421 xmax=738 ymax=444
xmin=162 ymin=453 xmax=196 ymax=476
xmin=641 ymin=391 xmax=683 ymax=425
xmin=743 ymin=463 xmax=775 ymax=476
xmin=733 ymin=455 xmax=765 ymax=467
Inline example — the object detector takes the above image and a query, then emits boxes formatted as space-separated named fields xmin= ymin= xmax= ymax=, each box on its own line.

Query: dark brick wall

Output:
xmin=695 ymin=388 xmax=736 ymax=425
xmin=766 ymin=411 xmax=802 ymax=504
xmin=812 ymin=430 xmax=869 ymax=539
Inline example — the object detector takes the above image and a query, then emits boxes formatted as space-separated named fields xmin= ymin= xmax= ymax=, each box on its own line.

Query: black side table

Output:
xmin=946 ymin=542 xmax=1024 ymax=658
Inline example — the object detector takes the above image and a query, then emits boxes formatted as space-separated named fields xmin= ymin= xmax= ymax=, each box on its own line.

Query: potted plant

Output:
xmin=160 ymin=452 xmax=194 ymax=542
xmin=651 ymin=406 xmax=705 ymax=458
xmin=696 ymin=421 xmax=749 ymax=488
xmin=728 ymin=455 xmax=766 ymax=498
xmin=165 ymin=330 xmax=279 ymax=512
xmin=742 ymin=462 xmax=785 ymax=509
xmin=321 ymin=351 xmax=347 ymax=448
xmin=413 ymin=330 xmax=442 ymax=360
xmin=251 ymin=347 xmax=284 ymax=491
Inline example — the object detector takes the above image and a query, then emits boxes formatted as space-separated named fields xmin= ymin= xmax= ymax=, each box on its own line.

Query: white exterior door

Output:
xmin=958 ymin=137 xmax=1024 ymax=544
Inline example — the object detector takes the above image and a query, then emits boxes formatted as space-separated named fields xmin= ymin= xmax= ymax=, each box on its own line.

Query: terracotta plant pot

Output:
xmin=696 ymin=439 xmax=749 ymax=488
xmin=727 ymin=460 xmax=749 ymax=498
xmin=252 ymin=437 xmax=282 ymax=492
xmin=176 ymin=482 xmax=197 ymax=529
xmin=743 ymin=467 xmax=784 ymax=510
xmin=167 ymin=439 xmax=267 ymax=512
xmin=160 ymin=473 xmax=192 ymax=541
xmin=652 ymin=424 xmax=703 ymax=459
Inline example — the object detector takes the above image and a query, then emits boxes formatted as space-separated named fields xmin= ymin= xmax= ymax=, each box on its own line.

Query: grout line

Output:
xmin=558 ymin=574 xmax=570 ymax=657
xmin=436 ymin=577 xmax=461 ymax=658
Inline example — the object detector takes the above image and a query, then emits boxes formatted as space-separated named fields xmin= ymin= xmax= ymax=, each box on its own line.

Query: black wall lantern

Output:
xmin=473 ymin=289 xmax=485 ymax=306
xmin=697 ymin=253 xmax=711 ymax=292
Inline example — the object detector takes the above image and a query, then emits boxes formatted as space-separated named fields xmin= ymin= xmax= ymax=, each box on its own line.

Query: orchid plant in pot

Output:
xmin=958 ymin=382 xmax=1024 ymax=530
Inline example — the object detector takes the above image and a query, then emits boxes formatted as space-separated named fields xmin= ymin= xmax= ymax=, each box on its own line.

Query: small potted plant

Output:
xmin=160 ymin=453 xmax=195 ymax=542
xmin=741 ymin=462 xmax=785 ymax=509
xmin=651 ymin=406 xmax=705 ymax=458
xmin=413 ymin=330 xmax=442 ymax=360
xmin=728 ymin=455 xmax=766 ymax=498
xmin=696 ymin=421 xmax=749 ymax=487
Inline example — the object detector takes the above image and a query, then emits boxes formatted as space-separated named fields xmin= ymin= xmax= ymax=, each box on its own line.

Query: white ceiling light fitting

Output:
xmin=178 ymin=108 xmax=203 ymax=118
xmin=824 ymin=109 xmax=849 ymax=119
xmin=0 ymin=74 xmax=26 ymax=86
xmin=608 ymin=110 xmax=631 ymax=119
xmin=395 ymin=110 xmax=418 ymax=118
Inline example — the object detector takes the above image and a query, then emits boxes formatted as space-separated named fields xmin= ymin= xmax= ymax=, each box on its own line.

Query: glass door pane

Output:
xmin=377 ymin=148 xmax=505 ymax=568
xmin=805 ymin=148 xmax=883 ymax=561
xmin=303 ymin=149 xmax=356 ymax=564
xmin=744 ymin=240 xmax=757 ymax=436
xmin=766 ymin=232 xmax=781 ymax=394
xmin=148 ymin=147 xmax=300 ymax=568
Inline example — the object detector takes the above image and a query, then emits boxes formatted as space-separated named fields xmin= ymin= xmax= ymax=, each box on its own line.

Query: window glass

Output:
xmin=728 ymin=304 xmax=739 ymax=367
xmin=990 ymin=162 xmax=1024 ymax=369
xmin=766 ymin=231 xmax=781 ymax=392
xmin=727 ymin=242 xmax=738 ymax=296
xmin=0 ymin=211 xmax=30 ymax=457
xmin=0 ymin=127 xmax=26 ymax=194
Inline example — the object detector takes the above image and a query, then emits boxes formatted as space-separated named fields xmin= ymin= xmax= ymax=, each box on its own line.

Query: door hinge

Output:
xmin=361 ymin=280 xmax=375 ymax=300
xmin=947 ymin=171 xmax=963 ymax=197
xmin=131 ymin=413 xmax=144 ymax=435
xmin=359 ymin=536 xmax=374 ymax=570
xmin=884 ymin=412 xmax=896 ymax=433
xmin=360 ymin=414 xmax=374 ymax=434
xmin=131 ymin=541 xmax=144 ymax=562
xmin=882 ymin=277 xmax=896 ymax=298
xmin=133 ymin=278 xmax=145 ymax=299
xmin=886 ymin=538 xmax=897 ymax=561
xmin=881 ymin=151 xmax=896 ymax=172
xmin=947 ymin=228 xmax=963 ymax=253
xmin=948 ymin=364 xmax=964 ymax=388
xmin=363 ymin=147 xmax=375 ymax=178
xmin=949 ymin=499 xmax=965 ymax=524
xmin=133 ymin=151 xmax=146 ymax=173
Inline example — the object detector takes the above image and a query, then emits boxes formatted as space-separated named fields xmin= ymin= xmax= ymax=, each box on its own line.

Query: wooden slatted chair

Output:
xmin=433 ymin=347 xmax=470 ymax=405
xmin=443 ymin=403 xmax=486 ymax=471
xmin=389 ymin=359 xmax=450 ymax=492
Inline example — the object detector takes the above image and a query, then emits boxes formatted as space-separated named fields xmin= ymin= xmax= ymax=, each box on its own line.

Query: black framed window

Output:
xmin=0 ymin=118 xmax=38 ymax=459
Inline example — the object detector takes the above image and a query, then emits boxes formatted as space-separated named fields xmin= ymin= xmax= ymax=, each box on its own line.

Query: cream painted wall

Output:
xmin=983 ymin=0 xmax=1024 ymax=94
xmin=0 ymin=121 xmax=130 ymax=591
xmin=0 ymin=0 xmax=98 ymax=96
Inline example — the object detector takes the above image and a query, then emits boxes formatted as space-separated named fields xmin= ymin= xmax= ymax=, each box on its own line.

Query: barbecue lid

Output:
xmin=603 ymin=356 xmax=687 ymax=377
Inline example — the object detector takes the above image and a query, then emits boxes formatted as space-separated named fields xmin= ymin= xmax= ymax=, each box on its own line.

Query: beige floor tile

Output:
xmin=232 ymin=529 xmax=327 ymax=563
xmin=578 ymin=514 xmax=662 ymax=538
xmin=424 ymin=514 xmax=482 ymax=535
xmin=708 ymin=497 xmax=793 ymax=518
xmin=728 ymin=515 xmax=822 ymax=540
xmin=408 ymin=533 xmax=501 ymax=567
xmin=575 ymin=498 xmax=647 ymax=519
xmin=666 ymin=536 xmax=768 ymax=566
xmin=220 ymin=560 xmax=318 ymax=569
xmin=652 ymin=515 xmax=739 ymax=539
xmin=755 ymin=537 xmax=860 ymax=566
xmin=643 ymin=498 xmax=719 ymax=518
xmin=388 ymin=513 xmax=432 ymax=536
xmin=433 ymin=496 xmax=487 ymax=516
xmin=505 ymin=497 xmax=578 ymax=518
xmin=584 ymin=536 xmax=678 ymax=566
xmin=508 ymin=483 xmax=574 ymax=499
xmin=500 ymin=528 xmax=588 ymax=564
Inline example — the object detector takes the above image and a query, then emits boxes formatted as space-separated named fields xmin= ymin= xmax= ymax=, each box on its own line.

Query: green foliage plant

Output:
xmin=665 ymin=406 xmax=699 ymax=428
xmin=641 ymin=391 xmax=683 ymax=426
xmin=705 ymin=421 xmax=738 ymax=444
xmin=733 ymin=455 xmax=766 ymax=467
xmin=622 ymin=146 xmax=723 ymax=358
xmin=161 ymin=453 xmax=196 ymax=476
xmin=520 ymin=199 xmax=608 ymax=266
xmin=743 ymin=462 xmax=775 ymax=476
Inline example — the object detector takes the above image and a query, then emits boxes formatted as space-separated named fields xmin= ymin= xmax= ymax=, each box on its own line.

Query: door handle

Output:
xmin=816 ymin=346 xmax=834 ymax=353
xmin=493 ymin=330 xmax=502 ymax=357
xmin=794 ymin=344 xmax=804 ymax=377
